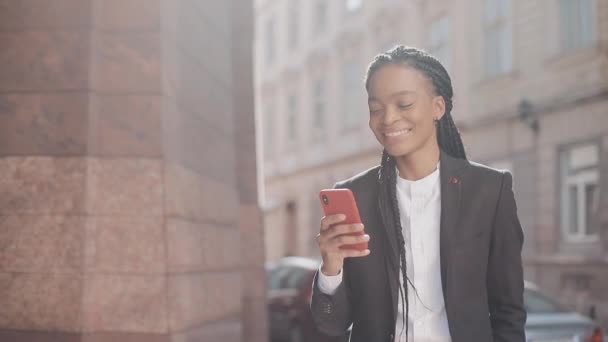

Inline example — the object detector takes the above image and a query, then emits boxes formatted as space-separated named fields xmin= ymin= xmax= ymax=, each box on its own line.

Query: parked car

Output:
xmin=524 ymin=281 xmax=604 ymax=342
xmin=266 ymin=257 xmax=604 ymax=342
xmin=266 ymin=256 xmax=348 ymax=342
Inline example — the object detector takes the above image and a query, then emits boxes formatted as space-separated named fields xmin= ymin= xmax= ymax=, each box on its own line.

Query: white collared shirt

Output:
xmin=318 ymin=164 xmax=451 ymax=342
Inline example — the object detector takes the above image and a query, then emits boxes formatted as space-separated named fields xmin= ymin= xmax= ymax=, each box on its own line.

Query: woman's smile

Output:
xmin=383 ymin=127 xmax=414 ymax=144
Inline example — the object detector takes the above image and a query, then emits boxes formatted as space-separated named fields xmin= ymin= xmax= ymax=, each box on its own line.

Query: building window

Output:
xmin=265 ymin=17 xmax=276 ymax=66
xmin=483 ymin=0 xmax=512 ymax=77
xmin=560 ymin=143 xmax=600 ymax=242
xmin=288 ymin=0 xmax=299 ymax=50
xmin=287 ymin=94 xmax=298 ymax=144
xmin=346 ymin=0 xmax=363 ymax=12
xmin=313 ymin=0 xmax=328 ymax=35
xmin=263 ymin=103 xmax=275 ymax=159
xmin=342 ymin=61 xmax=363 ymax=130
xmin=559 ymin=0 xmax=596 ymax=51
xmin=312 ymin=78 xmax=326 ymax=139
xmin=429 ymin=16 xmax=450 ymax=71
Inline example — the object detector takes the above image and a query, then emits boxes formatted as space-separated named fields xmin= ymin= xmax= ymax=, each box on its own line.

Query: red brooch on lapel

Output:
xmin=449 ymin=176 xmax=461 ymax=185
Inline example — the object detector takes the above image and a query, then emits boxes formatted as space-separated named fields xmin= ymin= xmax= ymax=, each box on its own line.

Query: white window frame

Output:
xmin=483 ymin=0 xmax=513 ymax=77
xmin=560 ymin=143 xmax=600 ymax=242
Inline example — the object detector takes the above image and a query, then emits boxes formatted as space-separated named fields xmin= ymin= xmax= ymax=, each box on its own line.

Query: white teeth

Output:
xmin=384 ymin=129 xmax=411 ymax=137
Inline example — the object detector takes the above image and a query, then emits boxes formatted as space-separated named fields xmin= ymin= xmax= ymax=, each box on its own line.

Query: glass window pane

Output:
xmin=342 ymin=62 xmax=363 ymax=128
xmin=288 ymin=0 xmax=299 ymax=49
xmin=585 ymin=182 xmax=599 ymax=235
xmin=285 ymin=268 xmax=309 ymax=289
xmin=580 ymin=0 xmax=594 ymax=45
xmin=568 ymin=185 xmax=579 ymax=235
xmin=269 ymin=267 xmax=293 ymax=289
xmin=498 ymin=0 xmax=511 ymax=17
xmin=560 ymin=0 xmax=574 ymax=49
xmin=485 ymin=0 xmax=498 ymax=22
xmin=569 ymin=144 xmax=599 ymax=170
xmin=524 ymin=289 xmax=567 ymax=313
xmin=316 ymin=1 xmax=329 ymax=34
xmin=429 ymin=16 xmax=450 ymax=70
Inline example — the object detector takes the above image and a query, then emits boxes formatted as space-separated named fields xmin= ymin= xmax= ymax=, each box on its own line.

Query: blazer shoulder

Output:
xmin=467 ymin=160 xmax=512 ymax=183
xmin=334 ymin=165 xmax=381 ymax=192
xmin=465 ymin=161 xmax=515 ymax=213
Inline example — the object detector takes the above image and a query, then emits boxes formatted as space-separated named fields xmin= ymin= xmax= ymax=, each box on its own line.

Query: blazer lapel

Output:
xmin=439 ymin=151 xmax=468 ymax=310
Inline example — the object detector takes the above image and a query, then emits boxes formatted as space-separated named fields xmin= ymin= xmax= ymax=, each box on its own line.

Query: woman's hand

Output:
xmin=316 ymin=214 xmax=370 ymax=276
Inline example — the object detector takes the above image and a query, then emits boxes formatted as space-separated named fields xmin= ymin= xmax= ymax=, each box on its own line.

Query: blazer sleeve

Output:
xmin=310 ymin=269 xmax=353 ymax=336
xmin=310 ymin=180 xmax=353 ymax=336
xmin=487 ymin=171 xmax=527 ymax=342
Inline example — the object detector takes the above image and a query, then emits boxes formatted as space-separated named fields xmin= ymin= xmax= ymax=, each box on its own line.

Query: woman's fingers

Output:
xmin=329 ymin=233 xmax=369 ymax=249
xmin=325 ymin=223 xmax=364 ymax=240
xmin=320 ymin=214 xmax=346 ymax=231
xmin=340 ymin=248 xmax=371 ymax=258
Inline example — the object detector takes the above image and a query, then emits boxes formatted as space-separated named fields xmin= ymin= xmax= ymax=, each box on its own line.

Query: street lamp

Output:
xmin=518 ymin=99 xmax=539 ymax=133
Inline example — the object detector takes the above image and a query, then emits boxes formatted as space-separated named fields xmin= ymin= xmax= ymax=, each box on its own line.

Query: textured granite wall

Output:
xmin=0 ymin=0 xmax=266 ymax=341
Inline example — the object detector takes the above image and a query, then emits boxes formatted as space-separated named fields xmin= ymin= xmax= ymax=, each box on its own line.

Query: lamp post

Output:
xmin=518 ymin=99 xmax=539 ymax=133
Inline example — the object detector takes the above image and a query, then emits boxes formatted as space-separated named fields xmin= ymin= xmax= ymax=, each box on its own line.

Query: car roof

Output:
xmin=524 ymin=280 xmax=540 ymax=291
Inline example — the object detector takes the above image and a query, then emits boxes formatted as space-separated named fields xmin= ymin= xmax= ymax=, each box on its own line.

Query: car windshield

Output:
xmin=524 ymin=289 xmax=568 ymax=313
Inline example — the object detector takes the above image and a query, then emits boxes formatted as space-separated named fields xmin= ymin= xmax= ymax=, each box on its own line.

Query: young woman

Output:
xmin=311 ymin=46 xmax=526 ymax=342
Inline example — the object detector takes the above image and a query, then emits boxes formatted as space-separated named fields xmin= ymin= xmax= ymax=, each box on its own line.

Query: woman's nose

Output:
xmin=382 ymin=108 xmax=400 ymax=125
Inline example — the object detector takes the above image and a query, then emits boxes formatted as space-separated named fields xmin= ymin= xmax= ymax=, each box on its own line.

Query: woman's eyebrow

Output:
xmin=368 ymin=90 xmax=416 ymax=103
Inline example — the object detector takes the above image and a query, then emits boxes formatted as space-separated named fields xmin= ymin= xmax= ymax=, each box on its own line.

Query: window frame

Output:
xmin=560 ymin=143 xmax=600 ymax=243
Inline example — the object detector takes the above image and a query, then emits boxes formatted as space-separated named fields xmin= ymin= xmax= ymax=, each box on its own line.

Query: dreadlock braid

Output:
xmin=368 ymin=46 xmax=468 ymax=341
xmin=378 ymin=150 xmax=410 ymax=340
xmin=438 ymin=113 xmax=467 ymax=160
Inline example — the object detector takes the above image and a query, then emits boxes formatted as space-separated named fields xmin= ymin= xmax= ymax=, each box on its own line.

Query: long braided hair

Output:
xmin=365 ymin=46 xmax=467 ymax=340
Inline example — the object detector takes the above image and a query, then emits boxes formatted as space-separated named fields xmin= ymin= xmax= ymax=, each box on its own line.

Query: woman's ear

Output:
xmin=433 ymin=95 xmax=446 ymax=121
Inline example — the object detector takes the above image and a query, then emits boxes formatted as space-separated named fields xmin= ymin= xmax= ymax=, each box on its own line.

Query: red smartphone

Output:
xmin=319 ymin=188 xmax=368 ymax=251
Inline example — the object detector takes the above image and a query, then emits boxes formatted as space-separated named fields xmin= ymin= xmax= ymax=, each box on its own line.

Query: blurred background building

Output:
xmin=0 ymin=1 xmax=267 ymax=342
xmin=256 ymin=0 xmax=608 ymax=327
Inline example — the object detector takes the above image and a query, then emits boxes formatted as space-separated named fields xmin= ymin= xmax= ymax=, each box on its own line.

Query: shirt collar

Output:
xmin=396 ymin=162 xmax=441 ymax=192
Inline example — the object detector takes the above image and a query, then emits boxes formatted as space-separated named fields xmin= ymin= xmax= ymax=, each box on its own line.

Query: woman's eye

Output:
xmin=398 ymin=104 xmax=413 ymax=110
xmin=369 ymin=108 xmax=382 ymax=115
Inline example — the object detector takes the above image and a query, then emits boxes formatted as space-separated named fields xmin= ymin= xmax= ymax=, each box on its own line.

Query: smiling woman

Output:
xmin=310 ymin=46 xmax=526 ymax=342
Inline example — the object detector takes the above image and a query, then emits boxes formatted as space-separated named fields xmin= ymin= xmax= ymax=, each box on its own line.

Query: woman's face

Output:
xmin=367 ymin=63 xmax=445 ymax=159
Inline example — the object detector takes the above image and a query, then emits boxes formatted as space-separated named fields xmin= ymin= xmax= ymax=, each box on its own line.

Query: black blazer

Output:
xmin=311 ymin=151 xmax=526 ymax=342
